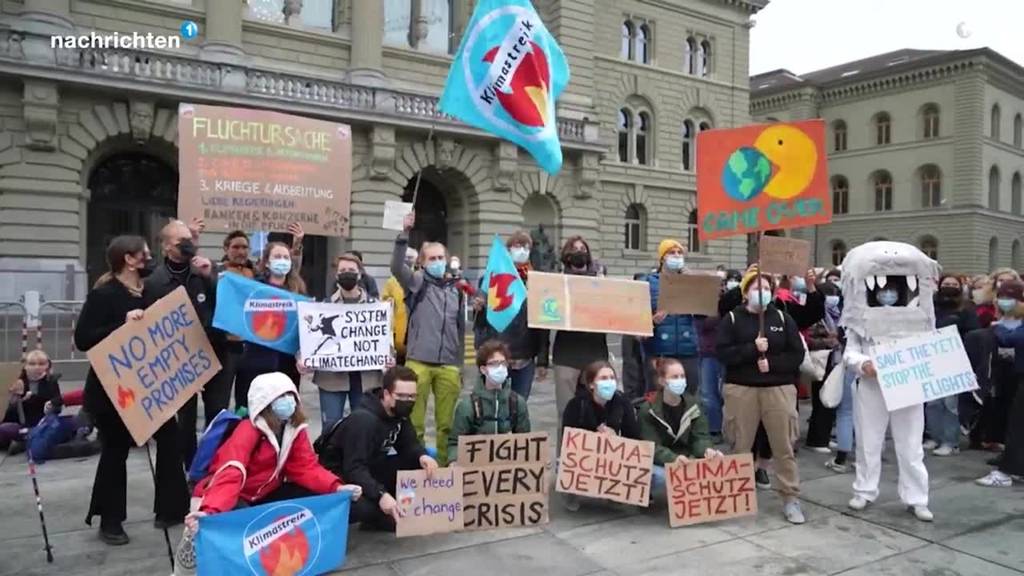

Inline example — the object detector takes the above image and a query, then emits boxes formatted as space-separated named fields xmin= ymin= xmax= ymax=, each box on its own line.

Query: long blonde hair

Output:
xmin=261 ymin=241 xmax=307 ymax=294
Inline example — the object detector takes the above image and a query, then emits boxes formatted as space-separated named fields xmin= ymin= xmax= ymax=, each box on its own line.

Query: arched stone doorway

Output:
xmin=402 ymin=168 xmax=450 ymax=250
xmin=86 ymin=152 xmax=177 ymax=284
xmin=522 ymin=193 xmax=560 ymax=272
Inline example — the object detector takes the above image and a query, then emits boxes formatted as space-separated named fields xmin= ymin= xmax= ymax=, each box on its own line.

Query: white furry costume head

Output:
xmin=838 ymin=241 xmax=941 ymax=340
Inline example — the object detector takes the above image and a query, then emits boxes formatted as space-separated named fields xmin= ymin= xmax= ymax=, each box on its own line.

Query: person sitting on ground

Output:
xmin=448 ymin=340 xmax=531 ymax=460
xmin=318 ymin=366 xmax=439 ymax=532
xmin=1 ymin=349 xmax=63 ymax=451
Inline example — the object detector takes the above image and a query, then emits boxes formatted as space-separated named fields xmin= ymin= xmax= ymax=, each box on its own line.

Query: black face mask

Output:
xmin=393 ymin=399 xmax=415 ymax=419
xmin=937 ymin=287 xmax=962 ymax=301
xmin=337 ymin=272 xmax=360 ymax=291
xmin=177 ymin=239 xmax=198 ymax=261
xmin=566 ymin=251 xmax=588 ymax=269
xmin=138 ymin=259 xmax=156 ymax=279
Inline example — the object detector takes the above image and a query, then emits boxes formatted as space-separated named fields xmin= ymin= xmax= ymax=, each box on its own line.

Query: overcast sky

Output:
xmin=749 ymin=0 xmax=1024 ymax=76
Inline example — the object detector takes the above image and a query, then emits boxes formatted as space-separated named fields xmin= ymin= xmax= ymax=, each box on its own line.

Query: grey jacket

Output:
xmin=391 ymin=233 xmax=465 ymax=366
xmin=312 ymin=287 xmax=385 ymax=393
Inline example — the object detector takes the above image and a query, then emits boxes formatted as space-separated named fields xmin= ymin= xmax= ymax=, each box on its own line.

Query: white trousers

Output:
xmin=852 ymin=377 xmax=929 ymax=506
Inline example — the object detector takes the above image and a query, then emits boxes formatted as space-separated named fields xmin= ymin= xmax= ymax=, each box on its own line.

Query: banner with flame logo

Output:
xmin=213 ymin=273 xmax=312 ymax=355
xmin=197 ymin=492 xmax=350 ymax=576
xmin=440 ymin=0 xmax=570 ymax=174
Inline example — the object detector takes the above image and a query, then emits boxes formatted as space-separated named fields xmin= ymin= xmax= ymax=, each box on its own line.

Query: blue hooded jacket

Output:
xmin=644 ymin=272 xmax=702 ymax=358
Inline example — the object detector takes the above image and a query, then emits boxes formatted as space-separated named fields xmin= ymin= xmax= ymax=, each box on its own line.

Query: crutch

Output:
xmin=16 ymin=398 xmax=54 ymax=563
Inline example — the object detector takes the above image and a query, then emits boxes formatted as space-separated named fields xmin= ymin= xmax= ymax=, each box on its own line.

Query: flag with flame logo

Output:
xmin=440 ymin=0 xmax=570 ymax=174
xmin=213 ymin=273 xmax=312 ymax=355
xmin=197 ymin=492 xmax=350 ymax=576
xmin=480 ymin=235 xmax=527 ymax=333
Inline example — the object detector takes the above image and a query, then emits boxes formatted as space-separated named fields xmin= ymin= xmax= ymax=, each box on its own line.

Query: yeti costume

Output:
xmin=839 ymin=241 xmax=941 ymax=514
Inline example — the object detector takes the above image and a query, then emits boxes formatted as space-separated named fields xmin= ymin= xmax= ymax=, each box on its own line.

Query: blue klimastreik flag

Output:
xmin=196 ymin=492 xmax=351 ymax=576
xmin=213 ymin=273 xmax=312 ymax=355
xmin=480 ymin=235 xmax=528 ymax=333
xmin=440 ymin=0 xmax=570 ymax=174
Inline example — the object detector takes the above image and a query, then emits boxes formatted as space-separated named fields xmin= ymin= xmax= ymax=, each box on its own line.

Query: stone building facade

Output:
xmin=0 ymin=0 xmax=761 ymax=301
xmin=751 ymin=48 xmax=1024 ymax=275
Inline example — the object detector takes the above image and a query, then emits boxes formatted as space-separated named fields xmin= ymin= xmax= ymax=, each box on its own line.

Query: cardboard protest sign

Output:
xmin=527 ymin=272 xmax=653 ymax=337
xmin=86 ymin=287 xmax=222 ymax=446
xmin=177 ymin=103 xmax=353 ymax=237
xmin=871 ymin=325 xmax=979 ymax=412
xmin=382 ymin=201 xmax=414 ymax=231
xmin=396 ymin=468 xmax=464 ymax=538
xmin=0 ymin=362 xmax=22 ymax=420
xmin=666 ymin=454 xmax=757 ymax=527
xmin=758 ymin=236 xmax=811 ymax=278
xmin=297 ymin=302 xmax=392 ymax=372
xmin=556 ymin=428 xmax=655 ymax=507
xmin=657 ymin=273 xmax=720 ymax=316
xmin=697 ymin=119 xmax=831 ymax=241
xmin=457 ymin=432 xmax=550 ymax=530
xmin=196 ymin=492 xmax=350 ymax=576
xmin=213 ymin=273 xmax=312 ymax=355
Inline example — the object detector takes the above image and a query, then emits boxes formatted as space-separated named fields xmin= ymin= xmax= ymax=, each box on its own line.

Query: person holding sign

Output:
xmin=77 ymin=236 xmax=189 ymax=545
xmin=644 ymin=239 xmax=704 ymax=396
xmin=716 ymin=272 xmax=806 ymax=525
xmin=448 ymin=340 xmax=532 ymax=459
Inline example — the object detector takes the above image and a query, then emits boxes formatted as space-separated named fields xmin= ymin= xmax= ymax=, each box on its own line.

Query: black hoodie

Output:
xmin=716 ymin=303 xmax=804 ymax=387
xmin=318 ymin=393 xmax=425 ymax=503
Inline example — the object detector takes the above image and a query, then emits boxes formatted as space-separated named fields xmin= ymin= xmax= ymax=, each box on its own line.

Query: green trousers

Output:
xmin=406 ymin=360 xmax=462 ymax=466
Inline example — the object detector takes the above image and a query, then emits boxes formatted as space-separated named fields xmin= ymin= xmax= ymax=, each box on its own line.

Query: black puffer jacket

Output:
xmin=561 ymin=383 xmax=641 ymax=439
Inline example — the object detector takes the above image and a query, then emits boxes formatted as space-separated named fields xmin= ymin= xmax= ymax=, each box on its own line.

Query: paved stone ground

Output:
xmin=1 ymin=373 xmax=1023 ymax=576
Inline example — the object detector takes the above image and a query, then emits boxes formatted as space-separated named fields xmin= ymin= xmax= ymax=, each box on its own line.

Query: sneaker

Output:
xmin=848 ymin=496 xmax=870 ymax=511
xmin=562 ymin=494 xmax=581 ymax=512
xmin=783 ymin=501 xmax=806 ymax=525
xmin=755 ymin=468 xmax=771 ymax=490
xmin=98 ymin=524 xmax=130 ymax=546
xmin=975 ymin=470 xmax=1013 ymax=487
xmin=174 ymin=527 xmax=197 ymax=574
xmin=932 ymin=445 xmax=959 ymax=457
xmin=909 ymin=505 xmax=934 ymax=522
xmin=824 ymin=458 xmax=849 ymax=474
xmin=806 ymin=445 xmax=832 ymax=454
xmin=922 ymin=439 xmax=938 ymax=451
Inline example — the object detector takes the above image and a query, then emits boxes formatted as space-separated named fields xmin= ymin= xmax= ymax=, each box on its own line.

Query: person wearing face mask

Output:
xmin=1 ymin=349 xmax=66 ymax=453
xmin=346 ymin=250 xmax=380 ymax=299
xmin=382 ymin=247 xmax=417 ymax=364
xmin=391 ymin=213 xmax=465 ymax=466
xmin=472 ymin=232 xmax=550 ymax=399
xmin=804 ymin=282 xmax=849 ymax=457
xmin=318 ymin=366 xmax=439 ymax=531
xmin=645 ymin=240 xmax=704 ymax=398
xmin=447 ymin=340 xmax=531 ymax=459
xmin=716 ymin=272 xmax=807 ymax=525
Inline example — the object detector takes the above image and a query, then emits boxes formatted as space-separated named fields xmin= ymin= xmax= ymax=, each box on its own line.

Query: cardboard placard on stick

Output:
xmin=457 ymin=433 xmax=550 ymax=530
xmin=395 ymin=468 xmax=464 ymax=538
xmin=0 ymin=362 xmax=22 ymax=421
xmin=382 ymin=201 xmax=414 ymax=231
xmin=527 ymin=272 xmax=653 ymax=337
xmin=666 ymin=454 xmax=757 ymax=527
xmin=758 ymin=236 xmax=811 ymax=278
xmin=86 ymin=287 xmax=222 ymax=446
xmin=297 ymin=302 xmax=392 ymax=372
xmin=657 ymin=273 xmax=721 ymax=316
xmin=556 ymin=427 xmax=655 ymax=507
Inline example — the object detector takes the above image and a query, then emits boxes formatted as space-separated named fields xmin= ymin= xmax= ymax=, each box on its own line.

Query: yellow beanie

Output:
xmin=740 ymin=265 xmax=762 ymax=294
xmin=657 ymin=239 xmax=684 ymax=263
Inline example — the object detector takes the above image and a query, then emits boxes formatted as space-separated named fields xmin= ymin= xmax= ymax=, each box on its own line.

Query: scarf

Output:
xmin=515 ymin=262 xmax=531 ymax=282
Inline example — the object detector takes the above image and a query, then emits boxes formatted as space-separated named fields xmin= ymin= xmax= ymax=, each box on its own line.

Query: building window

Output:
xmin=919 ymin=236 xmax=938 ymax=260
xmin=873 ymin=171 xmax=893 ymax=211
xmin=1015 ymin=113 xmax=1023 ymax=148
xmin=384 ymin=0 xmax=453 ymax=54
xmin=1013 ymin=172 xmax=1022 ymax=215
xmin=922 ymin=104 xmax=940 ymax=139
xmin=635 ymin=23 xmax=650 ymax=64
xmin=624 ymin=204 xmax=645 ymax=251
xmin=636 ymin=112 xmax=650 ymax=165
xmin=989 ymin=165 xmax=1001 ymax=211
xmin=991 ymin=104 xmax=1001 ymax=140
xmin=682 ymin=120 xmax=694 ymax=171
xmin=617 ymin=109 xmax=631 ymax=162
xmin=920 ymin=165 xmax=941 ymax=208
xmin=830 ymin=240 xmax=847 ymax=266
xmin=698 ymin=40 xmax=711 ymax=77
xmin=833 ymin=120 xmax=848 ymax=152
xmin=832 ymin=176 xmax=849 ymax=214
xmin=688 ymin=210 xmax=700 ymax=253
xmin=698 ymin=121 xmax=712 ymax=132
xmin=1013 ymin=239 xmax=1022 ymax=271
xmin=989 ymin=237 xmax=999 ymax=271
xmin=684 ymin=37 xmax=697 ymax=75
xmin=621 ymin=20 xmax=634 ymax=60
xmin=248 ymin=0 xmax=285 ymax=23
xmin=874 ymin=112 xmax=891 ymax=145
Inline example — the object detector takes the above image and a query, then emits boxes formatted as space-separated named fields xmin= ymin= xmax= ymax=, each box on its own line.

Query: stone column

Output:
xmin=349 ymin=0 xmax=385 ymax=85
xmin=200 ymin=0 xmax=244 ymax=64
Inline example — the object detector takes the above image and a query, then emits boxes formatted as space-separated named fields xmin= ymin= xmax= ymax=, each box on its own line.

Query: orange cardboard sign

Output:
xmin=527 ymin=272 xmax=653 ymax=337
xmin=666 ymin=454 xmax=757 ymax=527
xmin=696 ymin=120 xmax=831 ymax=241
xmin=556 ymin=427 xmax=655 ymax=507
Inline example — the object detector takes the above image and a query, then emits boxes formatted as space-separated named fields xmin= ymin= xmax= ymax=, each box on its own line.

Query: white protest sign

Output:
xmin=382 ymin=201 xmax=414 ymax=231
xmin=297 ymin=301 xmax=392 ymax=372
xmin=870 ymin=325 xmax=978 ymax=412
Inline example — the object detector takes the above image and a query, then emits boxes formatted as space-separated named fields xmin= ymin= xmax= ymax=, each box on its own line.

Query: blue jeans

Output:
xmin=652 ymin=465 xmax=666 ymax=493
xmin=510 ymin=361 xmax=537 ymax=400
xmin=699 ymin=356 xmax=723 ymax=435
xmin=926 ymin=395 xmax=960 ymax=447
xmin=319 ymin=383 xmax=363 ymax=431
xmin=835 ymin=370 xmax=856 ymax=453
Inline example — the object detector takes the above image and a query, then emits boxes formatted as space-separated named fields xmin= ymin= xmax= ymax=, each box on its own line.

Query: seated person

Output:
xmin=2 ymin=350 xmax=64 ymax=451
xmin=318 ymin=366 xmax=439 ymax=531
xmin=448 ymin=340 xmax=531 ymax=460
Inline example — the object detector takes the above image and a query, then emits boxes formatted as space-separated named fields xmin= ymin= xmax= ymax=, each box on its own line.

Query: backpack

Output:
xmin=187 ymin=409 xmax=242 ymax=483
xmin=313 ymin=415 xmax=346 ymax=456
xmin=470 ymin=391 xmax=519 ymax=432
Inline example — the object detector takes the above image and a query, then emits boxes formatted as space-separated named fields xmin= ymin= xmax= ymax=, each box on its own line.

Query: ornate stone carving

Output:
xmin=22 ymin=80 xmax=58 ymax=151
xmin=435 ymin=138 xmax=461 ymax=170
xmin=577 ymin=152 xmax=599 ymax=199
xmin=494 ymin=141 xmax=517 ymax=191
xmin=333 ymin=0 xmax=351 ymax=31
xmin=370 ymin=125 xmax=396 ymax=180
xmin=283 ymin=0 xmax=303 ymax=25
xmin=129 ymin=101 xmax=155 ymax=142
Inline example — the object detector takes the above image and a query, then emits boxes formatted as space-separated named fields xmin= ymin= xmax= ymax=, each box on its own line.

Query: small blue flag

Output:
xmin=481 ymin=235 xmax=528 ymax=333
xmin=440 ymin=0 xmax=570 ymax=174
xmin=213 ymin=273 xmax=312 ymax=355
xmin=196 ymin=492 xmax=350 ymax=576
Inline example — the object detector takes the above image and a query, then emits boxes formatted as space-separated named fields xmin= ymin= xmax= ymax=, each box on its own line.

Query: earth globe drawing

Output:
xmin=721 ymin=146 xmax=772 ymax=202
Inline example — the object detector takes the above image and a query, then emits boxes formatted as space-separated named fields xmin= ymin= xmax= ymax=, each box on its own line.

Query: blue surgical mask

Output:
xmin=825 ymin=295 xmax=841 ymax=308
xmin=791 ymin=277 xmax=806 ymax=293
xmin=271 ymin=395 xmax=296 ymax=420
xmin=665 ymin=256 xmax=685 ymax=272
xmin=666 ymin=378 xmax=687 ymax=396
xmin=268 ymin=258 xmax=291 ymax=276
xmin=877 ymin=289 xmax=899 ymax=307
xmin=486 ymin=365 xmax=508 ymax=385
xmin=595 ymin=379 xmax=617 ymax=401
xmin=510 ymin=247 xmax=530 ymax=264
xmin=997 ymin=298 xmax=1018 ymax=313
xmin=425 ymin=260 xmax=447 ymax=278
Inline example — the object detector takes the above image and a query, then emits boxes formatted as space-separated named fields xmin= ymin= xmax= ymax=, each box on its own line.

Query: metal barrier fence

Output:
xmin=0 ymin=298 xmax=85 ymax=363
